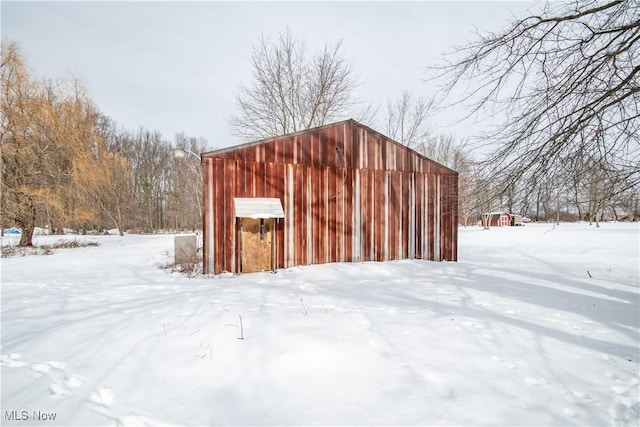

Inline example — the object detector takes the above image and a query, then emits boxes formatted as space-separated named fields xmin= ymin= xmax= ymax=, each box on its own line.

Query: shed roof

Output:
xmin=487 ymin=212 xmax=511 ymax=220
xmin=234 ymin=197 xmax=285 ymax=219
xmin=200 ymin=119 xmax=458 ymax=175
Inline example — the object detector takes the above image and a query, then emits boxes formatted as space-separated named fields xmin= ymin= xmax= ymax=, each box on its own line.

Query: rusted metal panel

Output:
xmin=372 ymin=169 xmax=381 ymax=261
xmin=415 ymin=174 xmax=424 ymax=260
xmin=213 ymin=158 xmax=224 ymax=273
xmin=319 ymin=130 xmax=327 ymax=169
xmin=244 ymin=161 xmax=254 ymax=197
xmin=335 ymin=167 xmax=344 ymax=262
xmin=343 ymin=167 xmax=353 ymax=263
xmin=427 ymin=174 xmax=435 ymax=261
xmin=357 ymin=169 xmax=365 ymax=261
xmin=443 ymin=175 xmax=449 ymax=259
xmin=371 ymin=169 xmax=381 ymax=261
xmin=223 ymin=160 xmax=236 ymax=272
xmin=272 ymin=163 xmax=286 ymax=269
xmin=408 ymin=173 xmax=416 ymax=259
xmin=435 ymin=174 xmax=442 ymax=261
xmin=202 ymin=119 xmax=458 ymax=275
xmin=387 ymin=171 xmax=398 ymax=261
xmin=324 ymin=168 xmax=332 ymax=264
xmin=452 ymin=175 xmax=459 ymax=261
xmin=293 ymin=164 xmax=304 ymax=266
xmin=445 ymin=174 xmax=459 ymax=261
xmin=324 ymin=126 xmax=339 ymax=168
xmin=203 ymin=158 xmax=214 ymax=274
xmin=299 ymin=133 xmax=310 ymax=165
xmin=327 ymin=167 xmax=337 ymax=264
xmin=401 ymin=172 xmax=408 ymax=258
xmin=284 ymin=164 xmax=294 ymax=267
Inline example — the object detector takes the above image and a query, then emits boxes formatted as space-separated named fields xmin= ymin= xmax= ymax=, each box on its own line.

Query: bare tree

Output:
xmin=384 ymin=90 xmax=434 ymax=151
xmin=93 ymin=152 xmax=132 ymax=236
xmin=230 ymin=29 xmax=358 ymax=140
xmin=166 ymin=133 xmax=207 ymax=231
xmin=352 ymin=102 xmax=380 ymax=129
xmin=417 ymin=134 xmax=475 ymax=226
xmin=382 ymin=90 xmax=476 ymax=225
xmin=125 ymin=129 xmax=172 ymax=232
xmin=433 ymin=0 xmax=639 ymax=209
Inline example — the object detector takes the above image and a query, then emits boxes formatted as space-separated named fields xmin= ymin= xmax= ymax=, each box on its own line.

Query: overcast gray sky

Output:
xmin=2 ymin=1 xmax=538 ymax=150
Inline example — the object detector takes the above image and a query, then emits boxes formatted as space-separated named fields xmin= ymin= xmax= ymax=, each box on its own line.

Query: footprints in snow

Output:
xmin=26 ymin=360 xmax=86 ymax=397
xmin=491 ymin=355 xmax=518 ymax=370
xmin=1 ymin=353 xmax=27 ymax=368
xmin=88 ymin=387 xmax=115 ymax=407
xmin=524 ymin=376 xmax=548 ymax=386
xmin=422 ymin=371 xmax=456 ymax=399
xmin=491 ymin=355 xmax=551 ymax=387
xmin=50 ymin=375 xmax=85 ymax=396
xmin=4 ymin=354 xmax=176 ymax=426
xmin=2 ymin=352 xmax=114 ymax=412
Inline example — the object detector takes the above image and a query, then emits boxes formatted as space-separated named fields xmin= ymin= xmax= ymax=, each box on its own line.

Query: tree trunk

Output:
xmin=481 ymin=213 xmax=491 ymax=230
xmin=100 ymin=200 xmax=125 ymax=236
xmin=575 ymin=198 xmax=582 ymax=221
xmin=573 ymin=183 xmax=582 ymax=221
xmin=17 ymin=201 xmax=36 ymax=247
xmin=116 ymin=206 xmax=125 ymax=236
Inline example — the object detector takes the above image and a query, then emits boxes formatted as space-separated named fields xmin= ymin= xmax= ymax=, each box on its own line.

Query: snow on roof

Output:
xmin=234 ymin=197 xmax=285 ymax=219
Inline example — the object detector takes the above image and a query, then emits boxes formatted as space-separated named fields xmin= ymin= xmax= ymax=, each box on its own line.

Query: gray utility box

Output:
xmin=175 ymin=234 xmax=197 ymax=264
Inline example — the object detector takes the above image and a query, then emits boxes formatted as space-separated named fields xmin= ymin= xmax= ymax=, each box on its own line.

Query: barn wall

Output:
xmin=203 ymin=120 xmax=458 ymax=274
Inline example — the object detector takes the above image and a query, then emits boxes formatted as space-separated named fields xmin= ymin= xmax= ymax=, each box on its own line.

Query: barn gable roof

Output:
xmin=202 ymin=119 xmax=458 ymax=175
xmin=489 ymin=212 xmax=511 ymax=221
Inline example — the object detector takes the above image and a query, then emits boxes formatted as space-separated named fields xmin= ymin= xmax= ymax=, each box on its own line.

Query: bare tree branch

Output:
xmin=431 ymin=0 xmax=639 ymax=208
xmin=229 ymin=29 xmax=358 ymax=141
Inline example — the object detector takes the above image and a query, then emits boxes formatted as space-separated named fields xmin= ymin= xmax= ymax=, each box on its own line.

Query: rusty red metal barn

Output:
xmin=201 ymin=119 xmax=458 ymax=275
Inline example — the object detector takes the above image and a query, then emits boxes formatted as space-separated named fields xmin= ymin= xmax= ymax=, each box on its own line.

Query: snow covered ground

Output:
xmin=1 ymin=223 xmax=638 ymax=426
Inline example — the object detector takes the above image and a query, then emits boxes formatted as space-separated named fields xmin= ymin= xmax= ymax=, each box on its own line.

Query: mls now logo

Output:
xmin=4 ymin=411 xmax=28 ymax=421
xmin=5 ymin=410 xmax=57 ymax=421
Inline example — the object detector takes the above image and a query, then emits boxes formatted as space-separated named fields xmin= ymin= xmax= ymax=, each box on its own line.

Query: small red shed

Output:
xmin=488 ymin=212 xmax=512 ymax=227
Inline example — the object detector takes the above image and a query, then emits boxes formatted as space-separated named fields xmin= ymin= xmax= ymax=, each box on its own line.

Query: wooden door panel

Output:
xmin=241 ymin=218 xmax=273 ymax=272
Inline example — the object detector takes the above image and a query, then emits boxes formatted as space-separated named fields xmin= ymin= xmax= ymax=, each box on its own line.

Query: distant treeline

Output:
xmin=1 ymin=41 xmax=209 ymax=246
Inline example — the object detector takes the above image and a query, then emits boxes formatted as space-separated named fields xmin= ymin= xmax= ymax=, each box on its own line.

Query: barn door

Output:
xmin=241 ymin=218 xmax=273 ymax=273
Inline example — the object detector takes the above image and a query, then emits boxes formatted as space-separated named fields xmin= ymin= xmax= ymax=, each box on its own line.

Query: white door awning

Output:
xmin=234 ymin=197 xmax=285 ymax=219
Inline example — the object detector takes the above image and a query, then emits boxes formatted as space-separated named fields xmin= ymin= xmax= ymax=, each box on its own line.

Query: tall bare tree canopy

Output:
xmin=230 ymin=30 xmax=357 ymax=141
xmin=435 ymin=0 xmax=639 ymax=203
xmin=384 ymin=90 xmax=434 ymax=152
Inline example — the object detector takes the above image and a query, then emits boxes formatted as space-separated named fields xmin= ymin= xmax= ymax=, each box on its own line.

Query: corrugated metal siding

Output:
xmin=202 ymin=120 xmax=458 ymax=274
